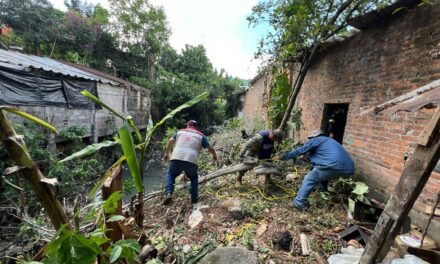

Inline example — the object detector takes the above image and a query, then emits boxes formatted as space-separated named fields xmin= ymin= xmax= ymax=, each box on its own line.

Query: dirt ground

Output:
xmin=142 ymin=165 xmax=356 ymax=264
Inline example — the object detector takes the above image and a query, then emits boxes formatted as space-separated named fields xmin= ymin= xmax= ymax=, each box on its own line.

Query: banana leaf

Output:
xmin=0 ymin=106 xmax=58 ymax=134
xmin=81 ymin=91 xmax=142 ymax=142
xmin=119 ymin=123 xmax=142 ymax=193
xmin=143 ymin=92 xmax=209 ymax=147
xmin=60 ymin=140 xmax=119 ymax=163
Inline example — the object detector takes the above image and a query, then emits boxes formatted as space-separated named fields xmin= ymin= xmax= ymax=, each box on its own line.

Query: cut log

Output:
xmin=102 ymin=165 xmax=123 ymax=243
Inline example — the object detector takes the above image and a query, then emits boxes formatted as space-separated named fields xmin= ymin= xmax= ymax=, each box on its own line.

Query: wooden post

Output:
xmin=102 ymin=164 xmax=123 ymax=242
xmin=0 ymin=110 xmax=70 ymax=230
xmin=359 ymin=108 xmax=440 ymax=263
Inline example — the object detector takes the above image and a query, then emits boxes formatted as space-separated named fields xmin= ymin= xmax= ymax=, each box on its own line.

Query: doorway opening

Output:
xmin=321 ymin=103 xmax=349 ymax=144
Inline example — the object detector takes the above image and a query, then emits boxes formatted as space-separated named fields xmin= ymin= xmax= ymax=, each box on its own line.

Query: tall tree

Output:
xmin=0 ymin=0 xmax=64 ymax=53
xmin=109 ymin=0 xmax=170 ymax=81
xmin=248 ymin=0 xmax=394 ymax=131
xmin=64 ymin=0 xmax=94 ymax=17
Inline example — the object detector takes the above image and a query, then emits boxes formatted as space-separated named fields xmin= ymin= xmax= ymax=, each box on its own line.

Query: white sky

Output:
xmin=49 ymin=0 xmax=265 ymax=79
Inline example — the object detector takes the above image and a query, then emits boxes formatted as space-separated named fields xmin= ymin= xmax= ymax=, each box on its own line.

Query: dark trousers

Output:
xmin=165 ymin=160 xmax=198 ymax=202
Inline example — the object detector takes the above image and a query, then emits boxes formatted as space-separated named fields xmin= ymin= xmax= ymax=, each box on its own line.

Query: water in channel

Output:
xmin=123 ymin=160 xmax=168 ymax=201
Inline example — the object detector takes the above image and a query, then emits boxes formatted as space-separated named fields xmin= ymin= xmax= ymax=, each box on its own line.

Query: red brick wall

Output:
xmin=295 ymin=4 xmax=440 ymax=210
xmin=243 ymin=75 xmax=269 ymax=123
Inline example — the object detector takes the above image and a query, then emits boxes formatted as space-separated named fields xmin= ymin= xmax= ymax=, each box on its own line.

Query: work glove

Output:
xmin=280 ymin=152 xmax=290 ymax=161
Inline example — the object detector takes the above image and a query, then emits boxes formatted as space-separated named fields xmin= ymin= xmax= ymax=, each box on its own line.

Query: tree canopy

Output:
xmin=248 ymin=0 xmax=396 ymax=130
xmin=0 ymin=0 xmax=243 ymax=130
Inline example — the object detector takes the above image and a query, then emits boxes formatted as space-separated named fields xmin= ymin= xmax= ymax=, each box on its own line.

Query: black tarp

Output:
xmin=0 ymin=66 xmax=97 ymax=109
xmin=62 ymin=79 xmax=96 ymax=109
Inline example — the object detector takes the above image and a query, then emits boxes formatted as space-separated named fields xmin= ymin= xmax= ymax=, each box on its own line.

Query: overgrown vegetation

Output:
xmin=0 ymin=0 xmax=244 ymax=130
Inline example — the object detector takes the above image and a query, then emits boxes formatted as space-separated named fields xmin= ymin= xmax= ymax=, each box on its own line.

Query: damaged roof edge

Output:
xmin=0 ymin=49 xmax=148 ymax=93
xmin=360 ymin=79 xmax=440 ymax=116
xmin=347 ymin=0 xmax=421 ymax=30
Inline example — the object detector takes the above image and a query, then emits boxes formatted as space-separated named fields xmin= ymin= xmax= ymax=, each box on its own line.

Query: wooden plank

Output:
xmin=359 ymin=108 xmax=440 ymax=264
xmin=416 ymin=107 xmax=440 ymax=146
xmin=102 ymin=165 xmax=123 ymax=242
xmin=300 ymin=233 xmax=311 ymax=256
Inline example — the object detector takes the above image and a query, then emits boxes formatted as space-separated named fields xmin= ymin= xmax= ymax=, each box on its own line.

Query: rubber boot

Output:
xmin=236 ymin=171 xmax=244 ymax=186
xmin=264 ymin=175 xmax=272 ymax=185
xmin=162 ymin=193 xmax=172 ymax=205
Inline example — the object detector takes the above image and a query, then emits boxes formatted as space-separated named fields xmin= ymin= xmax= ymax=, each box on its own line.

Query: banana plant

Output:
xmin=0 ymin=106 xmax=70 ymax=229
xmin=62 ymin=91 xmax=209 ymax=226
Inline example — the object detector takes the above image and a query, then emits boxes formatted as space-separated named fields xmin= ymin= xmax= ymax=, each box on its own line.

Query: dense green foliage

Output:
xmin=248 ymin=0 xmax=395 ymax=129
xmin=0 ymin=0 xmax=243 ymax=130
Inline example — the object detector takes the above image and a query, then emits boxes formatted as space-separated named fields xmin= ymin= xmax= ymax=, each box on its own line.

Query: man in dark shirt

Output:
xmin=237 ymin=129 xmax=284 ymax=185
xmin=282 ymin=129 xmax=354 ymax=210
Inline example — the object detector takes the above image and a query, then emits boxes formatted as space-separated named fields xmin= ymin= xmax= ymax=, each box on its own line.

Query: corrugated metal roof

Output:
xmin=360 ymin=79 xmax=440 ymax=116
xmin=62 ymin=61 xmax=148 ymax=93
xmin=0 ymin=49 xmax=115 ymax=84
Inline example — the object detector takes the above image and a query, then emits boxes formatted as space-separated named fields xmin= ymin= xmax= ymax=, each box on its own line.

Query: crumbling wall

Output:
xmin=294 ymin=4 xmax=440 ymax=210
xmin=243 ymin=74 xmax=269 ymax=124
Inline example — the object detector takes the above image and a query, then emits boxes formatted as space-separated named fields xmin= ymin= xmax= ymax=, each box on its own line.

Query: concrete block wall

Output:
xmin=8 ymin=82 xmax=150 ymax=143
xmin=294 ymin=4 xmax=440 ymax=210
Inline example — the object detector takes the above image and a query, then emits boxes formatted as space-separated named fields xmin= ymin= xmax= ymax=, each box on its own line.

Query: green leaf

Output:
xmin=107 ymin=215 xmax=126 ymax=222
xmin=143 ymin=92 xmax=208 ymax=148
xmin=70 ymin=234 xmax=100 ymax=264
xmin=119 ymin=123 xmax=142 ymax=193
xmin=109 ymin=245 xmax=123 ymax=263
xmin=352 ymin=181 xmax=369 ymax=196
xmin=348 ymin=198 xmax=355 ymax=214
xmin=60 ymin=140 xmax=119 ymax=163
xmin=0 ymin=106 xmax=58 ymax=134
xmin=114 ymin=239 xmax=141 ymax=252
xmin=89 ymin=235 xmax=110 ymax=247
xmin=103 ymin=191 xmax=123 ymax=214
xmin=81 ymin=90 xmax=126 ymax=120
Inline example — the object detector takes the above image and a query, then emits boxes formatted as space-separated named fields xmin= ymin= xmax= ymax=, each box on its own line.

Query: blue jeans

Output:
xmin=293 ymin=166 xmax=352 ymax=209
xmin=165 ymin=160 xmax=199 ymax=202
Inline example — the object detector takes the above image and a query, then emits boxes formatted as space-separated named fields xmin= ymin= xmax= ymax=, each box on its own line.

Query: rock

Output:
xmin=221 ymin=198 xmax=241 ymax=211
xmin=183 ymin=244 xmax=191 ymax=254
xmin=139 ymin=245 xmax=158 ymax=263
xmin=188 ymin=203 xmax=208 ymax=229
xmin=221 ymin=198 xmax=245 ymax=220
xmin=272 ymin=231 xmax=293 ymax=251
xmin=198 ymin=246 xmax=258 ymax=264
xmin=264 ymin=208 xmax=270 ymax=214
xmin=188 ymin=209 xmax=203 ymax=229
xmin=286 ymin=173 xmax=298 ymax=182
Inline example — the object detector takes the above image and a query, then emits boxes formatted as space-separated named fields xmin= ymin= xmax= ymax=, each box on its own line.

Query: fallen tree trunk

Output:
xmin=123 ymin=163 xmax=256 ymax=209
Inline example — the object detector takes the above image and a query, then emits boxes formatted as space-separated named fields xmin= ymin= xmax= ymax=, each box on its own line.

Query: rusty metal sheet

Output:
xmin=381 ymin=88 xmax=440 ymax=115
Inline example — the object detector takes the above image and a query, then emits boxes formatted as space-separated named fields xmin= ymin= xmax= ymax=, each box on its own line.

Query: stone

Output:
xmin=188 ymin=203 xmax=208 ymax=229
xmin=198 ymin=246 xmax=258 ymax=264
xmin=183 ymin=244 xmax=191 ymax=254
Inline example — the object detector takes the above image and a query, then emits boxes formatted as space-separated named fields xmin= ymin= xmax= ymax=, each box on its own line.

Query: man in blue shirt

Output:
xmin=281 ymin=129 xmax=354 ymax=210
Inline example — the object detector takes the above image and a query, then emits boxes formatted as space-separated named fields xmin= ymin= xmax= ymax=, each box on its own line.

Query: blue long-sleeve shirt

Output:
xmin=282 ymin=136 xmax=354 ymax=173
